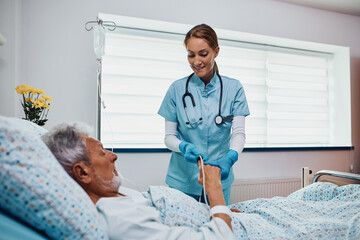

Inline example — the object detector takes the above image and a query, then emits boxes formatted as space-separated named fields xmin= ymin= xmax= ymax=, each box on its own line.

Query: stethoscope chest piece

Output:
xmin=215 ymin=115 xmax=223 ymax=125
xmin=214 ymin=115 xmax=234 ymax=125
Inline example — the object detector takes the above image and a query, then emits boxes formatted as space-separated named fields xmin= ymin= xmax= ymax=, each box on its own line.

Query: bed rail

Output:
xmin=312 ymin=170 xmax=360 ymax=183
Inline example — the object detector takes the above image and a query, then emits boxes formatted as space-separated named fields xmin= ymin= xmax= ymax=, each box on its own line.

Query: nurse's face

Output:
xmin=186 ymin=37 xmax=219 ymax=84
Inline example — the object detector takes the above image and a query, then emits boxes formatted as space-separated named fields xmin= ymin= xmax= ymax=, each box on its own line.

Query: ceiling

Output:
xmin=277 ymin=0 xmax=360 ymax=17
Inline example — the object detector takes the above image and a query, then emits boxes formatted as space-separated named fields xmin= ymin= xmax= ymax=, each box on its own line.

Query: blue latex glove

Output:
xmin=179 ymin=141 xmax=207 ymax=163
xmin=205 ymin=150 xmax=238 ymax=180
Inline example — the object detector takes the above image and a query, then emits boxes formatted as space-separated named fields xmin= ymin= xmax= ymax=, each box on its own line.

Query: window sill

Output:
xmin=106 ymin=146 xmax=354 ymax=153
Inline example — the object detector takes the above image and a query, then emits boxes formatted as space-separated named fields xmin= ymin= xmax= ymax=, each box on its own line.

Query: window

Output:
xmin=98 ymin=13 xmax=352 ymax=150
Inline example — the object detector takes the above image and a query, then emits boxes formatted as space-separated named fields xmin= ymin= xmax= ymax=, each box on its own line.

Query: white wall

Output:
xmin=1 ymin=0 xmax=360 ymax=192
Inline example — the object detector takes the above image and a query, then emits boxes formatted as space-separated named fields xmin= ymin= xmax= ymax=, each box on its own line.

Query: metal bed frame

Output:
xmin=312 ymin=170 xmax=360 ymax=183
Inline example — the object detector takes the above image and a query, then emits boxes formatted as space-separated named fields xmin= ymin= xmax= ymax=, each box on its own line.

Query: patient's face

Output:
xmin=85 ymin=137 xmax=121 ymax=195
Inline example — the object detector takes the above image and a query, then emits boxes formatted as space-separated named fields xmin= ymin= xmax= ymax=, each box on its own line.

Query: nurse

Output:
xmin=158 ymin=24 xmax=250 ymax=205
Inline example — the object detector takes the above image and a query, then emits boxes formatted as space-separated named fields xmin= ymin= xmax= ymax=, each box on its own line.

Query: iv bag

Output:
xmin=93 ymin=24 xmax=105 ymax=60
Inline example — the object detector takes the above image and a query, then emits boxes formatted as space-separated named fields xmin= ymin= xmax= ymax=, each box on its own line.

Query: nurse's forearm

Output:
xmin=230 ymin=116 xmax=245 ymax=154
xmin=164 ymin=119 xmax=181 ymax=152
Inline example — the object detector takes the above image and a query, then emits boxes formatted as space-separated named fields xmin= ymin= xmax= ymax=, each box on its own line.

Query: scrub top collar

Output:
xmin=191 ymin=71 xmax=219 ymax=91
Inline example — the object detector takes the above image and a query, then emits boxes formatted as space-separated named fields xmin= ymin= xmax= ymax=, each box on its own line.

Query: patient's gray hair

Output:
xmin=42 ymin=123 xmax=92 ymax=176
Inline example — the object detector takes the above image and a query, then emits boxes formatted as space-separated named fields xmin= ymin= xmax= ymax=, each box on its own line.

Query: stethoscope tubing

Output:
xmin=183 ymin=71 xmax=232 ymax=125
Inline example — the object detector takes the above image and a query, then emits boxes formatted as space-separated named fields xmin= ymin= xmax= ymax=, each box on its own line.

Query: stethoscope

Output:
xmin=182 ymin=72 xmax=234 ymax=125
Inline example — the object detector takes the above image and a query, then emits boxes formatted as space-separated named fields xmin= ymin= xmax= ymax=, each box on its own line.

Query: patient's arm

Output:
xmin=198 ymin=161 xmax=232 ymax=230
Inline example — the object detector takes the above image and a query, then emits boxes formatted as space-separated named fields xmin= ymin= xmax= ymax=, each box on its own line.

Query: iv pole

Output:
xmin=85 ymin=18 xmax=116 ymax=140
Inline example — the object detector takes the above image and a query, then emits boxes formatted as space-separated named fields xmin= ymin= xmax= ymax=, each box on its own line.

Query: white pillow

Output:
xmin=0 ymin=116 xmax=108 ymax=240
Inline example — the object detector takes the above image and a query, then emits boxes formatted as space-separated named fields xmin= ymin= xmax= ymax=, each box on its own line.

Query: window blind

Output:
xmin=98 ymin=15 xmax=351 ymax=150
xmin=101 ymin=28 xmax=188 ymax=148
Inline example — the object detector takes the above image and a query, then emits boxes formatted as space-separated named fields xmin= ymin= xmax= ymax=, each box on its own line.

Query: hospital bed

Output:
xmin=0 ymin=116 xmax=359 ymax=239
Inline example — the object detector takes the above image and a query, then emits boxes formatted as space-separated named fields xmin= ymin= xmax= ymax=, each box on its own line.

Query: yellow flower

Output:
xmin=15 ymin=84 xmax=31 ymax=94
xmin=36 ymin=89 xmax=45 ymax=94
xmin=15 ymin=86 xmax=22 ymax=94
xmin=30 ymin=86 xmax=38 ymax=95
xmin=15 ymin=83 xmax=53 ymax=126
xmin=33 ymin=99 xmax=45 ymax=109
xmin=41 ymin=95 xmax=53 ymax=101
xmin=37 ymin=98 xmax=45 ymax=104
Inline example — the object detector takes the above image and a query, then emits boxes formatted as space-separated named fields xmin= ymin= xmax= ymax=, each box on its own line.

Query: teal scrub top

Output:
xmin=158 ymin=73 xmax=250 ymax=196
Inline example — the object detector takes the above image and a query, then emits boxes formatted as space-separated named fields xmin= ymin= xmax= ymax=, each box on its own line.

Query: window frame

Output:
xmin=98 ymin=13 xmax=352 ymax=152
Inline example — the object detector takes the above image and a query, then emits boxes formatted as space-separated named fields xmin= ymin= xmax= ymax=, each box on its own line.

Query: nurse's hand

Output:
xmin=179 ymin=141 xmax=207 ymax=163
xmin=205 ymin=150 xmax=238 ymax=180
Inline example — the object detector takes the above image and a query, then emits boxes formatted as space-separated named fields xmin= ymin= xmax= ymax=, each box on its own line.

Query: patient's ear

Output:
xmin=72 ymin=162 xmax=92 ymax=184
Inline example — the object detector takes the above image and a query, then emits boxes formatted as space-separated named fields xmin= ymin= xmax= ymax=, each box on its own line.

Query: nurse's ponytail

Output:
xmin=184 ymin=24 xmax=220 ymax=74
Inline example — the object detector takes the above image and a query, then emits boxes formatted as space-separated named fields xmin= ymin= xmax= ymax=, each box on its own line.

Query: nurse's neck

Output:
xmin=200 ymin=69 xmax=215 ymax=89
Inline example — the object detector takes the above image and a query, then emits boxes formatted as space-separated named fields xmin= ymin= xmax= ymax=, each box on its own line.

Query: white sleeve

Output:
xmin=96 ymin=197 xmax=235 ymax=240
xmin=230 ymin=116 xmax=246 ymax=155
xmin=164 ymin=119 xmax=181 ymax=152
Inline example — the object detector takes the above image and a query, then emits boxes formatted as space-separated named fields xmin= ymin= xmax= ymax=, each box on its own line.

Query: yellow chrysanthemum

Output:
xmin=15 ymin=84 xmax=53 ymax=126
xmin=30 ymin=86 xmax=38 ymax=95
xmin=15 ymin=84 xmax=31 ymax=94
xmin=37 ymin=98 xmax=45 ymax=104
xmin=15 ymin=86 xmax=22 ymax=94
xmin=36 ymin=89 xmax=45 ymax=94
xmin=41 ymin=94 xmax=53 ymax=101
xmin=33 ymin=99 xmax=44 ymax=109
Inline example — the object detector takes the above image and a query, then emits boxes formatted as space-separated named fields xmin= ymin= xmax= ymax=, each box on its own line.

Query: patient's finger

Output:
xmin=198 ymin=160 xmax=204 ymax=185
xmin=230 ymin=208 xmax=242 ymax=213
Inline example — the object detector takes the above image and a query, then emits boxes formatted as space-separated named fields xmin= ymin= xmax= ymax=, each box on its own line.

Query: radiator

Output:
xmin=231 ymin=178 xmax=302 ymax=203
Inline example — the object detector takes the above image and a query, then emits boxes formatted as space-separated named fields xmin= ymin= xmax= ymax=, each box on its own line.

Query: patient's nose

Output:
xmin=110 ymin=151 xmax=117 ymax=162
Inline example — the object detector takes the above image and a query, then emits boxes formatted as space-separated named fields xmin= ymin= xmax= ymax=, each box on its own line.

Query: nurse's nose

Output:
xmin=194 ymin=56 xmax=202 ymax=66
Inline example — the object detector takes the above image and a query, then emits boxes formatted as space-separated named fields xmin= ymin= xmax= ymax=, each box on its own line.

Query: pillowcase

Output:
xmin=0 ymin=116 xmax=107 ymax=240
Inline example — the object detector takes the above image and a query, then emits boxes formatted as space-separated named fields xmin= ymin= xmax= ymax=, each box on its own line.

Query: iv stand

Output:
xmin=85 ymin=17 xmax=116 ymax=140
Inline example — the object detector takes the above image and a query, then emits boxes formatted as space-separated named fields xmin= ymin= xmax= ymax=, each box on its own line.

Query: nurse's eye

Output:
xmin=199 ymin=53 xmax=208 ymax=57
xmin=188 ymin=54 xmax=195 ymax=58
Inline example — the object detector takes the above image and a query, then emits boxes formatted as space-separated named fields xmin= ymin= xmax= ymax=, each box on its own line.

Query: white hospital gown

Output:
xmin=96 ymin=188 xmax=235 ymax=240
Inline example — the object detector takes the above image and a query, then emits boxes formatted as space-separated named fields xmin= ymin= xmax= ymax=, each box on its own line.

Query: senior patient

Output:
xmin=42 ymin=123 xmax=235 ymax=240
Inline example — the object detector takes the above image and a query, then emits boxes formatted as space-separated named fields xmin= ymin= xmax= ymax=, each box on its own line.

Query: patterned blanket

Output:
xmin=147 ymin=182 xmax=360 ymax=239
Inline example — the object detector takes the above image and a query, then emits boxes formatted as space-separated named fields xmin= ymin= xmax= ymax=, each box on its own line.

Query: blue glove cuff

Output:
xmin=227 ymin=149 xmax=238 ymax=165
xmin=179 ymin=141 xmax=188 ymax=154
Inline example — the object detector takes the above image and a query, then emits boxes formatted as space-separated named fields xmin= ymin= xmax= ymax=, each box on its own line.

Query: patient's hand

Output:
xmin=197 ymin=160 xmax=221 ymax=189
